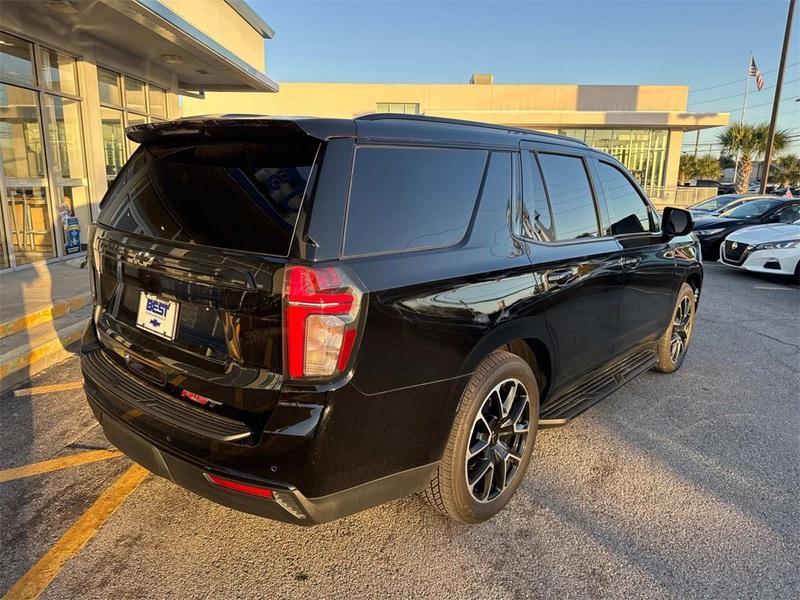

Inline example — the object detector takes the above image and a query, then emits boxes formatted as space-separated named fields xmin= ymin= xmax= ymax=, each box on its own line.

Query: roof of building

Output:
xmin=223 ymin=0 xmax=275 ymax=38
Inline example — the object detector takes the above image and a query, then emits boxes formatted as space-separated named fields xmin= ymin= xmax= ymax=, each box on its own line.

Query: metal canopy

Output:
xmin=1 ymin=0 xmax=278 ymax=93
xmin=98 ymin=0 xmax=278 ymax=92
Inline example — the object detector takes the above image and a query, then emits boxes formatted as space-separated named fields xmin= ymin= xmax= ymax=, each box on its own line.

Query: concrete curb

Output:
xmin=0 ymin=319 xmax=87 ymax=394
xmin=0 ymin=293 xmax=91 ymax=341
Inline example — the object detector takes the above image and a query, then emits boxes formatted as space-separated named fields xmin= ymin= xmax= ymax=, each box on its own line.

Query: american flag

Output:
xmin=749 ymin=58 xmax=764 ymax=91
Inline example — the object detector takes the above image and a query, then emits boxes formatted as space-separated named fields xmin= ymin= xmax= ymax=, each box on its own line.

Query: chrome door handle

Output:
xmin=546 ymin=268 xmax=578 ymax=287
xmin=620 ymin=256 xmax=641 ymax=270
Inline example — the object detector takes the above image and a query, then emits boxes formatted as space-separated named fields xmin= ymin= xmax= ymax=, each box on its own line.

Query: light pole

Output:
xmin=761 ymin=0 xmax=796 ymax=193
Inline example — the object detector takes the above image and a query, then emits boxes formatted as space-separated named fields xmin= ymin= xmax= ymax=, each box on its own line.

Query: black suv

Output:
xmin=81 ymin=115 xmax=700 ymax=525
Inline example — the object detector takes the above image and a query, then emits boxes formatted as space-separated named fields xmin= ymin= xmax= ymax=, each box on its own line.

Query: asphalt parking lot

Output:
xmin=1 ymin=263 xmax=798 ymax=600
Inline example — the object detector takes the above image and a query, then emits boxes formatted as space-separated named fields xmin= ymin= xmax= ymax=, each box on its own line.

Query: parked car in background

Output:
xmin=717 ymin=183 xmax=737 ymax=194
xmin=693 ymin=197 xmax=800 ymax=259
xmin=81 ymin=114 xmax=701 ymax=526
xmin=693 ymin=179 xmax=720 ymax=188
xmin=688 ymin=194 xmax=756 ymax=218
xmin=771 ymin=187 xmax=800 ymax=197
xmin=720 ymin=218 xmax=800 ymax=282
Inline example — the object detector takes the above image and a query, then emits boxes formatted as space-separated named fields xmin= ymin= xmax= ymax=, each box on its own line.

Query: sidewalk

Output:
xmin=0 ymin=258 xmax=91 ymax=393
xmin=1 ymin=259 xmax=90 ymax=326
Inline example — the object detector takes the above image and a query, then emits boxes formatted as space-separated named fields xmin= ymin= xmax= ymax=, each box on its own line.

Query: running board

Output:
xmin=538 ymin=349 xmax=656 ymax=427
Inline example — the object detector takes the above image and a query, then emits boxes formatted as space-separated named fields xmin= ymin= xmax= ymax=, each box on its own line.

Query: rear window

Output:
xmin=343 ymin=146 xmax=488 ymax=256
xmin=98 ymin=140 xmax=318 ymax=255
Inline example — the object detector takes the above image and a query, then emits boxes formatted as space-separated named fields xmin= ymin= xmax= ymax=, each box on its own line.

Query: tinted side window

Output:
xmin=469 ymin=151 xmax=512 ymax=247
xmin=521 ymin=152 xmax=553 ymax=241
xmin=537 ymin=153 xmax=598 ymax=240
xmin=596 ymin=161 xmax=651 ymax=235
xmin=344 ymin=146 xmax=488 ymax=256
xmin=775 ymin=204 xmax=800 ymax=223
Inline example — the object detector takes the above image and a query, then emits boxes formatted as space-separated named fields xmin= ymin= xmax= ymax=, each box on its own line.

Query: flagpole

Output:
xmin=760 ymin=0 xmax=796 ymax=194
xmin=733 ymin=54 xmax=752 ymax=186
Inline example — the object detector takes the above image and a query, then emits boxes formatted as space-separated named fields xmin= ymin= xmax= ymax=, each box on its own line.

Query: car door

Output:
xmin=518 ymin=145 xmax=625 ymax=392
xmin=588 ymin=158 xmax=679 ymax=354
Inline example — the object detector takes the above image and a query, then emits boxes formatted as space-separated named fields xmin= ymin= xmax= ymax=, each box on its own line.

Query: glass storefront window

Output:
xmin=100 ymin=107 xmax=125 ymax=185
xmin=148 ymin=86 xmax=167 ymax=117
xmin=97 ymin=67 xmax=121 ymax=106
xmin=40 ymin=49 xmax=78 ymax=96
xmin=45 ymin=95 xmax=90 ymax=247
xmin=0 ymin=32 xmax=35 ymax=86
xmin=376 ymin=102 xmax=420 ymax=114
xmin=559 ymin=128 xmax=668 ymax=189
xmin=0 ymin=83 xmax=55 ymax=264
xmin=124 ymin=77 xmax=146 ymax=112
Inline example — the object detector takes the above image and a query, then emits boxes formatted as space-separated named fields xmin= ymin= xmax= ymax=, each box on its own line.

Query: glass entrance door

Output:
xmin=0 ymin=82 xmax=56 ymax=265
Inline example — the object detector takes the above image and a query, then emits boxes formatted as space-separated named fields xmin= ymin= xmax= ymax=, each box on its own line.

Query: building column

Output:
xmin=80 ymin=61 xmax=108 ymax=224
xmin=664 ymin=130 xmax=684 ymax=189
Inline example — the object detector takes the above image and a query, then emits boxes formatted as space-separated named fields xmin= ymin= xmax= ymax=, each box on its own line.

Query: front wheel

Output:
xmin=655 ymin=282 xmax=696 ymax=373
xmin=422 ymin=351 xmax=539 ymax=523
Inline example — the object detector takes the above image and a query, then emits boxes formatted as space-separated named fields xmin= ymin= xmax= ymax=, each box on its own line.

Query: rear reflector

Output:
xmin=204 ymin=473 xmax=274 ymax=499
xmin=180 ymin=389 xmax=213 ymax=406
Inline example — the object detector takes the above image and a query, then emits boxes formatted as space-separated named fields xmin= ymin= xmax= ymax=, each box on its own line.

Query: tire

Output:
xmin=654 ymin=283 xmax=696 ymax=373
xmin=421 ymin=350 xmax=539 ymax=523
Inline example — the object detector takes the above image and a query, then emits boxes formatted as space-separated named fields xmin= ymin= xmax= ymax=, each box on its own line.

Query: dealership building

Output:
xmin=0 ymin=0 xmax=276 ymax=271
xmin=186 ymin=74 xmax=729 ymax=197
xmin=0 ymin=1 xmax=728 ymax=272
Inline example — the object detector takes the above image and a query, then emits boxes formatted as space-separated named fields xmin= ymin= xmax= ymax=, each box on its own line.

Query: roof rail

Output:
xmin=356 ymin=113 xmax=588 ymax=146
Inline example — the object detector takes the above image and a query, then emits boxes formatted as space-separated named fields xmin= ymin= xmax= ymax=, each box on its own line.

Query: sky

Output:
xmin=250 ymin=0 xmax=800 ymax=153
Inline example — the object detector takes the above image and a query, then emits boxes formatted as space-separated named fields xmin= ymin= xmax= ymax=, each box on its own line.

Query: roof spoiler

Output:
xmin=126 ymin=115 xmax=356 ymax=144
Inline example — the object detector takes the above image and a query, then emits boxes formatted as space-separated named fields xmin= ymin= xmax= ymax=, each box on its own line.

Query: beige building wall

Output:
xmin=183 ymin=81 xmax=726 ymax=189
xmin=184 ymin=82 xmax=693 ymax=118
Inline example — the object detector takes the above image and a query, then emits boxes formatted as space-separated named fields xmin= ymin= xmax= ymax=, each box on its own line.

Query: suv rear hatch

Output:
xmin=89 ymin=121 xmax=321 ymax=432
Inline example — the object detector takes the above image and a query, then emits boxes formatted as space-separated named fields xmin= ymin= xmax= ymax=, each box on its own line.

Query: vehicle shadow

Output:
xmin=0 ymin=260 xmax=92 ymax=593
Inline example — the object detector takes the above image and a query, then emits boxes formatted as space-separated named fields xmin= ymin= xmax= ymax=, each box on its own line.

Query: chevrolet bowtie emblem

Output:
xmin=131 ymin=251 xmax=155 ymax=268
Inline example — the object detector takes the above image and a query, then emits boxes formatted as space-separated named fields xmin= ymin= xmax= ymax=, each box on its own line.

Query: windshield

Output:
xmin=720 ymin=199 xmax=781 ymax=219
xmin=692 ymin=194 xmax=739 ymax=211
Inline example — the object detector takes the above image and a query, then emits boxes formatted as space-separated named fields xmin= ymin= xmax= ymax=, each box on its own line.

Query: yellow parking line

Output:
xmin=2 ymin=464 xmax=148 ymax=600
xmin=0 ymin=450 xmax=122 ymax=484
xmin=13 ymin=382 xmax=84 ymax=397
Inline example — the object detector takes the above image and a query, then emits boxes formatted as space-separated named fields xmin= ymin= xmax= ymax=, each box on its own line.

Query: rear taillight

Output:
xmin=283 ymin=265 xmax=363 ymax=380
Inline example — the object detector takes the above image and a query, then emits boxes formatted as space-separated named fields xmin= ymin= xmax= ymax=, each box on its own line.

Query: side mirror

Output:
xmin=662 ymin=207 xmax=693 ymax=239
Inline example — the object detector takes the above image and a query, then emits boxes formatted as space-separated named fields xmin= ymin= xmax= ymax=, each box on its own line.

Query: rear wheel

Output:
xmin=655 ymin=283 xmax=696 ymax=373
xmin=422 ymin=351 xmax=539 ymax=523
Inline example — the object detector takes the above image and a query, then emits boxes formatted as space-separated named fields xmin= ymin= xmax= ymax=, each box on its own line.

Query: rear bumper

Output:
xmin=81 ymin=328 xmax=443 ymax=524
xmin=86 ymin=394 xmax=309 ymax=523
xmin=86 ymin=392 xmax=436 ymax=525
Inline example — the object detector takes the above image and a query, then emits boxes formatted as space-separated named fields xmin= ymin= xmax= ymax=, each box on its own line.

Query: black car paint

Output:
xmin=81 ymin=115 xmax=701 ymax=525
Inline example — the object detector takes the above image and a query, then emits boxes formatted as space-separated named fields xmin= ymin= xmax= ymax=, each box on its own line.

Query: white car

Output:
xmin=719 ymin=218 xmax=800 ymax=281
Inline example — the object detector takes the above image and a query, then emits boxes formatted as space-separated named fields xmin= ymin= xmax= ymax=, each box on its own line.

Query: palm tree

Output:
xmin=717 ymin=123 xmax=788 ymax=193
xmin=772 ymin=154 xmax=800 ymax=187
